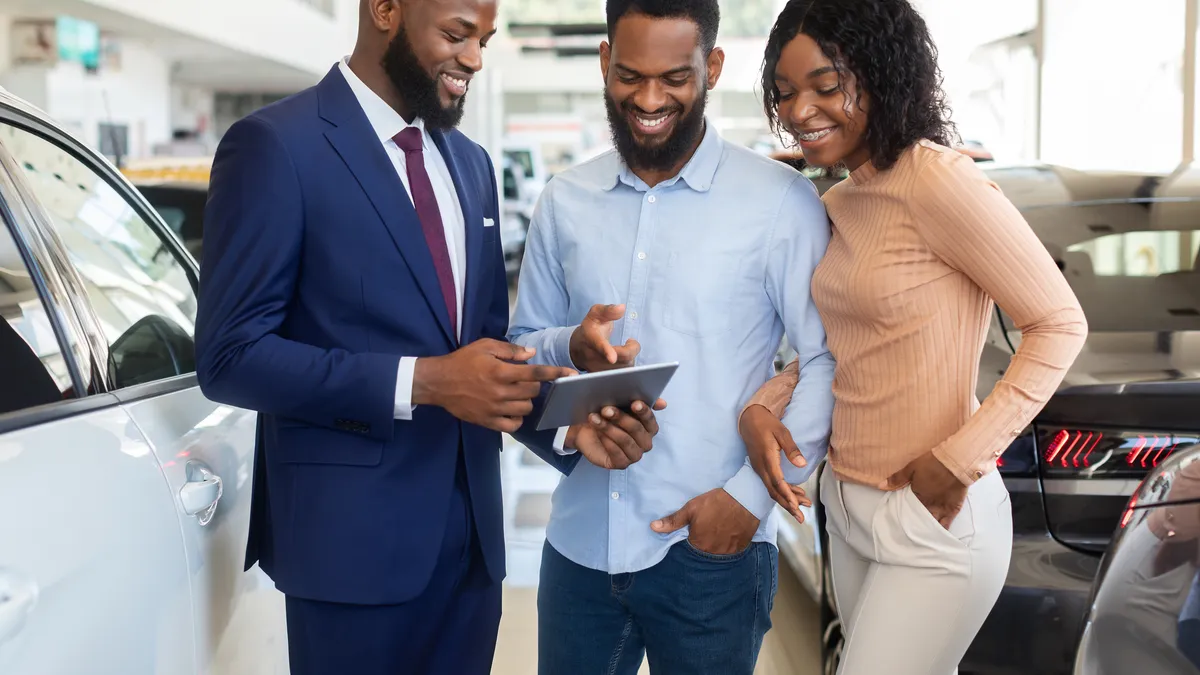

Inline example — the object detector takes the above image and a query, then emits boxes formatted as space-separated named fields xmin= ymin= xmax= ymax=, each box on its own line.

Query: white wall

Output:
xmin=79 ymin=0 xmax=353 ymax=78
xmin=42 ymin=39 xmax=171 ymax=159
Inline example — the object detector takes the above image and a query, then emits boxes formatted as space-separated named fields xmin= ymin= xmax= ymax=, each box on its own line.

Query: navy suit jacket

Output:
xmin=196 ymin=66 xmax=574 ymax=605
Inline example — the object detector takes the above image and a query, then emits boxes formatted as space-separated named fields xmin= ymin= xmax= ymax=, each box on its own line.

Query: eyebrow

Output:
xmin=615 ymin=64 xmax=694 ymax=78
xmin=807 ymin=66 xmax=837 ymax=78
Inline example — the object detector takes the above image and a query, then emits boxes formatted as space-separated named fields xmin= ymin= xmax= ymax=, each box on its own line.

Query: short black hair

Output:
xmin=606 ymin=0 xmax=720 ymax=54
xmin=762 ymin=0 xmax=957 ymax=171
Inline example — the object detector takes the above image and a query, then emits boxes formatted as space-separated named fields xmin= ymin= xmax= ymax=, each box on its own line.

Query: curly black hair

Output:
xmin=761 ymin=0 xmax=957 ymax=171
xmin=607 ymin=0 xmax=721 ymax=54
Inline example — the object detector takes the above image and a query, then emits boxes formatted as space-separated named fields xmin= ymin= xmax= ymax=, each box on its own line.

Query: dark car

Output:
xmin=133 ymin=181 xmax=207 ymax=263
xmin=1073 ymin=425 xmax=1200 ymax=675
xmin=775 ymin=163 xmax=1200 ymax=674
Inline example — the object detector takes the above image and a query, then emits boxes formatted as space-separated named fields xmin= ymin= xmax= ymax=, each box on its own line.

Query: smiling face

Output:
xmin=772 ymin=33 xmax=871 ymax=171
xmin=376 ymin=0 xmax=497 ymax=128
xmin=600 ymin=12 xmax=723 ymax=174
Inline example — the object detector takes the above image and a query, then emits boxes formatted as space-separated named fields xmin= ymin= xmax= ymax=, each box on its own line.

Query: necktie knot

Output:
xmin=394 ymin=127 xmax=423 ymax=154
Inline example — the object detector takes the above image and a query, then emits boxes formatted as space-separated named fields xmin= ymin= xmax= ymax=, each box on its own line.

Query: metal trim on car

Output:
xmin=109 ymin=374 xmax=200 ymax=405
xmin=0 ymin=394 xmax=122 ymax=436
xmin=1042 ymin=479 xmax=1145 ymax=496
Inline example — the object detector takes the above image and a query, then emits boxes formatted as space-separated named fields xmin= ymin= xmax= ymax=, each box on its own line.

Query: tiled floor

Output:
xmin=492 ymin=438 xmax=822 ymax=675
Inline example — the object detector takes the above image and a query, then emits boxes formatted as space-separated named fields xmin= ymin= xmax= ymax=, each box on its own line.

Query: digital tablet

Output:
xmin=535 ymin=362 xmax=679 ymax=431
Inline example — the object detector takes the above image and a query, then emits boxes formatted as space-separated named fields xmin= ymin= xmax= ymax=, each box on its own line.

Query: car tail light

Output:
xmin=1119 ymin=492 xmax=1139 ymax=528
xmin=1039 ymin=427 xmax=1198 ymax=479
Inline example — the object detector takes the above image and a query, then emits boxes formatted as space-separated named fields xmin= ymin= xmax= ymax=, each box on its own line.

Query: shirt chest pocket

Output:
xmin=660 ymin=250 xmax=742 ymax=337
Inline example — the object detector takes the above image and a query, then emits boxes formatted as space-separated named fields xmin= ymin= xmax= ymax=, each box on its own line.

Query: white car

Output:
xmin=0 ymin=88 xmax=285 ymax=674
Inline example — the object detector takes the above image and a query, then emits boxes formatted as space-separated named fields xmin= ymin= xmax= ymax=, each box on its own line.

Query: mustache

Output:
xmin=621 ymin=102 xmax=683 ymax=116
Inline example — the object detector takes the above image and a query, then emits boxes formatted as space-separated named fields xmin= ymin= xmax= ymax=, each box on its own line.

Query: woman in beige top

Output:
xmin=740 ymin=1 xmax=1087 ymax=673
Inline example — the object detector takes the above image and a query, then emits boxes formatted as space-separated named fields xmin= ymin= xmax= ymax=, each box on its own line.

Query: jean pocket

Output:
xmin=683 ymin=539 xmax=754 ymax=563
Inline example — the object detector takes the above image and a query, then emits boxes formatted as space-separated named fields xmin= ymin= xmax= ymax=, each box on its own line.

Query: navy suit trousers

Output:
xmin=283 ymin=452 xmax=501 ymax=675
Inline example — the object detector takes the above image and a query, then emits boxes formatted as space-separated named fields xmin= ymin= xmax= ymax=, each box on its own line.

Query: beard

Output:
xmin=381 ymin=26 xmax=465 ymax=130
xmin=604 ymin=89 xmax=707 ymax=173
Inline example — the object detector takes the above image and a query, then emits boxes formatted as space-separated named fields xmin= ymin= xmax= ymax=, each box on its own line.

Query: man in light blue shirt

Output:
xmin=509 ymin=1 xmax=834 ymax=673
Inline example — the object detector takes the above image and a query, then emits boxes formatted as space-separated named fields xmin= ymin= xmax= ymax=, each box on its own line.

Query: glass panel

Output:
xmin=0 ymin=124 xmax=197 ymax=389
xmin=0 ymin=225 xmax=73 ymax=412
xmin=1069 ymin=230 xmax=1199 ymax=277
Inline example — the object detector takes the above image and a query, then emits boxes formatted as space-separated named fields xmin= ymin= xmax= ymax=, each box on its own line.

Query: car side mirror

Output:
xmin=108 ymin=315 xmax=195 ymax=389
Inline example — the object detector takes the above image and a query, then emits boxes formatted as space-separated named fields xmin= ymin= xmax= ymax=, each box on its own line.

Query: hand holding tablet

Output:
xmin=535 ymin=362 xmax=679 ymax=431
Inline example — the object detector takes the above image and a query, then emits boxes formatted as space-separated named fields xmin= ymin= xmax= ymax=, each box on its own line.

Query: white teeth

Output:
xmin=637 ymin=116 xmax=668 ymax=128
xmin=800 ymin=128 xmax=834 ymax=142
xmin=443 ymin=75 xmax=467 ymax=90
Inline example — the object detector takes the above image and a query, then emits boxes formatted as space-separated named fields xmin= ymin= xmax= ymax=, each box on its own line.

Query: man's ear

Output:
xmin=706 ymin=46 xmax=725 ymax=90
xmin=366 ymin=0 xmax=398 ymax=32
xmin=600 ymin=41 xmax=614 ymax=84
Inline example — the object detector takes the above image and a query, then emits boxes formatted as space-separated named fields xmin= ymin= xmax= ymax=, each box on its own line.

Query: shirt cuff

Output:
xmin=552 ymin=427 xmax=577 ymax=456
xmin=723 ymin=462 xmax=777 ymax=522
xmin=543 ymin=325 xmax=580 ymax=370
xmin=394 ymin=357 xmax=417 ymax=420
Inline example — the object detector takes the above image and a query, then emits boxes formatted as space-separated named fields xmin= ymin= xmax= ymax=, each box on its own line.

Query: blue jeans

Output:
xmin=537 ymin=540 xmax=778 ymax=675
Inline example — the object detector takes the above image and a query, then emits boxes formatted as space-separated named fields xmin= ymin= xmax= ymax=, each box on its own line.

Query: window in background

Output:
xmin=1041 ymin=0 xmax=1184 ymax=171
xmin=718 ymin=0 xmax=777 ymax=38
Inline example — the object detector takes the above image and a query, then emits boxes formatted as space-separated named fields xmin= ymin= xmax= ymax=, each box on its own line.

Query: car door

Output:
xmin=0 ymin=139 xmax=195 ymax=673
xmin=0 ymin=111 xmax=282 ymax=673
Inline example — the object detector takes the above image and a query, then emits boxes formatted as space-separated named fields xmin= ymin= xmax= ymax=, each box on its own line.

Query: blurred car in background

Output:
xmin=133 ymin=182 xmax=207 ymax=263
xmin=773 ymin=160 xmax=1200 ymax=675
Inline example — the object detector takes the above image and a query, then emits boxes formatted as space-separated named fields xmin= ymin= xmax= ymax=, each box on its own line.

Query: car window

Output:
xmin=0 ymin=225 xmax=73 ymax=414
xmin=1061 ymin=229 xmax=1200 ymax=330
xmin=1070 ymin=230 xmax=1199 ymax=277
xmin=0 ymin=125 xmax=198 ymax=390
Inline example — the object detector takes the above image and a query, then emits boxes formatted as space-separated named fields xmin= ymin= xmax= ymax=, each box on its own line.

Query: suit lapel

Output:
xmin=317 ymin=68 xmax=456 ymax=346
xmin=430 ymin=129 xmax=485 ymax=343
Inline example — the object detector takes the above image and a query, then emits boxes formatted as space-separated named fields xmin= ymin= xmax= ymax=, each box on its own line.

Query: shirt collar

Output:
xmin=337 ymin=58 xmax=425 ymax=144
xmin=606 ymin=118 xmax=723 ymax=192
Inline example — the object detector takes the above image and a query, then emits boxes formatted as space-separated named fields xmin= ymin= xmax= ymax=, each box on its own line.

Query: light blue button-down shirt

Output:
xmin=509 ymin=122 xmax=835 ymax=574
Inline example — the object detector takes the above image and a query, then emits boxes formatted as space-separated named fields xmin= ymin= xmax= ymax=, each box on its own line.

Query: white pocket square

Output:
xmin=483 ymin=218 xmax=495 ymax=227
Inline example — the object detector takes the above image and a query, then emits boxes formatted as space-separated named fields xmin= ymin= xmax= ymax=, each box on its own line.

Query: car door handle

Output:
xmin=0 ymin=570 xmax=38 ymax=645
xmin=180 ymin=461 xmax=223 ymax=524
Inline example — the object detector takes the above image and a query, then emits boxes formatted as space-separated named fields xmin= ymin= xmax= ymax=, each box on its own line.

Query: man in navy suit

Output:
xmin=196 ymin=1 xmax=663 ymax=673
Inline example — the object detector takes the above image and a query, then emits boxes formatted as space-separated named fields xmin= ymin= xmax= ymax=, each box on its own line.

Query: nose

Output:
xmin=632 ymin=80 xmax=669 ymax=114
xmin=786 ymin=93 xmax=818 ymax=129
xmin=459 ymin=40 xmax=483 ymax=73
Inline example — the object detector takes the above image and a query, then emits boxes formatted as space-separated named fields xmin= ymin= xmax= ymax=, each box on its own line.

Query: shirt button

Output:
xmin=993 ymin=450 xmax=1003 ymax=457
xmin=974 ymin=470 xmax=984 ymax=480
xmin=629 ymin=311 xmax=638 ymax=320
xmin=611 ymin=492 xmax=620 ymax=500
xmin=637 ymin=252 xmax=647 ymax=260
xmin=1011 ymin=428 xmax=1022 ymax=436
xmin=647 ymin=195 xmax=656 ymax=203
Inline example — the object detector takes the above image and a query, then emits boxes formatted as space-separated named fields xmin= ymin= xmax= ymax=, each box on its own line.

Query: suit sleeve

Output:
xmin=477 ymin=152 xmax=580 ymax=475
xmin=195 ymin=115 xmax=399 ymax=442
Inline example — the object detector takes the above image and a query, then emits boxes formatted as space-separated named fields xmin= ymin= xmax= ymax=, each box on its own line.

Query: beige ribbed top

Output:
xmin=749 ymin=141 xmax=1087 ymax=489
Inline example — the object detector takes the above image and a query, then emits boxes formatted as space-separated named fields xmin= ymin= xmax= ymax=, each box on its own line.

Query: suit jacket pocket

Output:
xmin=273 ymin=421 xmax=385 ymax=467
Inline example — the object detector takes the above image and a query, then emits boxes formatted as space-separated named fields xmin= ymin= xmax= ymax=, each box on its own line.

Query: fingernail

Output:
xmin=591 ymin=414 xmax=602 ymax=425
xmin=651 ymin=520 xmax=662 ymax=529
xmin=633 ymin=401 xmax=643 ymax=411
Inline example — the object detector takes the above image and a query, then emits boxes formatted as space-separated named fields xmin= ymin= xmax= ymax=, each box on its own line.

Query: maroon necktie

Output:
xmin=394 ymin=127 xmax=457 ymax=338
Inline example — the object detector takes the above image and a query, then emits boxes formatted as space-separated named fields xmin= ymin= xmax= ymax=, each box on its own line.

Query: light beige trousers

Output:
xmin=822 ymin=469 xmax=1013 ymax=675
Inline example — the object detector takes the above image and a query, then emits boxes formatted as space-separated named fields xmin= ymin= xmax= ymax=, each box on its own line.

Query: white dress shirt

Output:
xmin=337 ymin=59 xmax=466 ymax=420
